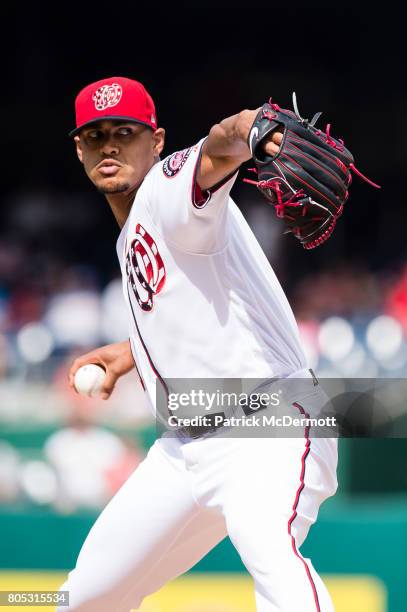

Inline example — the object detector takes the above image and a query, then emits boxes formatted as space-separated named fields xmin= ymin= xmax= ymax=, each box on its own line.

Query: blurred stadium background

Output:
xmin=2 ymin=1 xmax=406 ymax=610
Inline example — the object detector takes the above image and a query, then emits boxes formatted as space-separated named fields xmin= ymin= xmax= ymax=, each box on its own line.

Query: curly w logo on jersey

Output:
xmin=92 ymin=83 xmax=123 ymax=111
xmin=126 ymin=224 xmax=166 ymax=311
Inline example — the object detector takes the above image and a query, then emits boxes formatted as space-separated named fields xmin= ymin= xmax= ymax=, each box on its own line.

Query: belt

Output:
xmin=175 ymin=412 xmax=227 ymax=439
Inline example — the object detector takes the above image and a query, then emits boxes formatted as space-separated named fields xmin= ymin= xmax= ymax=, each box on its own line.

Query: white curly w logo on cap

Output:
xmin=92 ymin=84 xmax=122 ymax=111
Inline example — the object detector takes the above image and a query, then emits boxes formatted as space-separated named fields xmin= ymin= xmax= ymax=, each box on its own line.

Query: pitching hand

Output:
xmin=69 ymin=340 xmax=136 ymax=400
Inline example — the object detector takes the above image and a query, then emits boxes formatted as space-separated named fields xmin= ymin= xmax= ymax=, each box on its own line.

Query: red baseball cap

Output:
xmin=69 ymin=76 xmax=157 ymax=137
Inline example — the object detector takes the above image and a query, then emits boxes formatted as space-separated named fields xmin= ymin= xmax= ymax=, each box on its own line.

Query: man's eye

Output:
xmin=117 ymin=127 xmax=133 ymax=136
xmin=87 ymin=130 xmax=102 ymax=140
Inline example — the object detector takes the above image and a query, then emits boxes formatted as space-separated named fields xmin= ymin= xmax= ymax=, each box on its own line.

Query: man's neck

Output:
xmin=104 ymin=158 xmax=160 ymax=228
xmin=105 ymin=187 xmax=138 ymax=229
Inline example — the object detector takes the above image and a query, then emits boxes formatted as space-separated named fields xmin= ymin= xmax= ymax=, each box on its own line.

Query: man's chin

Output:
xmin=96 ymin=179 xmax=130 ymax=194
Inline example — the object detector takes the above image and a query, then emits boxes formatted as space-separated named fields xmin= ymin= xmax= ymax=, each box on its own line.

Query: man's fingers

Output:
xmin=69 ymin=360 xmax=85 ymax=390
xmin=264 ymin=142 xmax=280 ymax=156
xmin=263 ymin=130 xmax=284 ymax=156
xmin=68 ymin=355 xmax=104 ymax=390
xmin=100 ymin=371 xmax=117 ymax=400
xmin=69 ymin=363 xmax=79 ymax=389
xmin=272 ymin=130 xmax=283 ymax=144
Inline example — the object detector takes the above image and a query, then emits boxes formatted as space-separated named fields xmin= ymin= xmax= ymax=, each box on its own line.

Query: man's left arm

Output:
xmin=197 ymin=109 xmax=282 ymax=190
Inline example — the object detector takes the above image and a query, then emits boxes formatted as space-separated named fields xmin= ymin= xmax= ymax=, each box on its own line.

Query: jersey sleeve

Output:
xmin=146 ymin=138 xmax=239 ymax=254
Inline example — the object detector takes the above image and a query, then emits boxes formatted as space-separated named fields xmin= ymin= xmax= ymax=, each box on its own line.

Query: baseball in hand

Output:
xmin=74 ymin=364 xmax=106 ymax=397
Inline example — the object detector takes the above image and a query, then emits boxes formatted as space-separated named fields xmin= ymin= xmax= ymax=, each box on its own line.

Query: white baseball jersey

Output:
xmin=116 ymin=138 xmax=307 ymax=412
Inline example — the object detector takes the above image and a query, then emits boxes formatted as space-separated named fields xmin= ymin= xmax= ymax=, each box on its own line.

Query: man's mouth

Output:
xmin=96 ymin=160 xmax=122 ymax=176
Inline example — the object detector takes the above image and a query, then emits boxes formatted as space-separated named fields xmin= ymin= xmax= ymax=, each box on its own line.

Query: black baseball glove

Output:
xmin=245 ymin=94 xmax=379 ymax=249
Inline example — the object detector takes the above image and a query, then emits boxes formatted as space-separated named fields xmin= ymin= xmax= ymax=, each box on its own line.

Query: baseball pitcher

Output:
xmin=58 ymin=76 xmax=377 ymax=611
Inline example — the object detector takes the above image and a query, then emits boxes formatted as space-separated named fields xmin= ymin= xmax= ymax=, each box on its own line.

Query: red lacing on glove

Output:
xmin=243 ymin=176 xmax=306 ymax=215
xmin=303 ymin=219 xmax=338 ymax=250
xmin=315 ymin=123 xmax=345 ymax=152
xmin=348 ymin=163 xmax=380 ymax=188
xmin=262 ymin=109 xmax=277 ymax=121
xmin=243 ymin=174 xmax=342 ymax=249
xmin=317 ymin=124 xmax=381 ymax=189
xmin=268 ymin=97 xmax=281 ymax=111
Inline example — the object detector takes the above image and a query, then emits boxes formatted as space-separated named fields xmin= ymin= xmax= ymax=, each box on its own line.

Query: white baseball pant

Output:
xmin=57 ymin=377 xmax=338 ymax=611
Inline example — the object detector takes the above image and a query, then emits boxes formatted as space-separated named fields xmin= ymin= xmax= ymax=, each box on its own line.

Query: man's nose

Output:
xmin=100 ymin=135 xmax=119 ymax=156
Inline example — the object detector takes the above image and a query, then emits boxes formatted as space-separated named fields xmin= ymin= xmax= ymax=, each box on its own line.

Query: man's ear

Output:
xmin=152 ymin=128 xmax=165 ymax=159
xmin=74 ymin=135 xmax=84 ymax=163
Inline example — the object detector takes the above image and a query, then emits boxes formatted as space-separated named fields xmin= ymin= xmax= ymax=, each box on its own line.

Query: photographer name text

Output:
xmin=167 ymin=415 xmax=337 ymax=428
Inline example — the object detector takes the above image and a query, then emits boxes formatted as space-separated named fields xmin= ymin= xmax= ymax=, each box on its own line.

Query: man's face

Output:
xmin=74 ymin=120 xmax=165 ymax=195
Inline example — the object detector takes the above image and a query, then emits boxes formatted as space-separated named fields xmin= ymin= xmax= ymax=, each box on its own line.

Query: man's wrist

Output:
xmin=235 ymin=108 xmax=261 ymax=145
